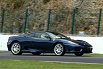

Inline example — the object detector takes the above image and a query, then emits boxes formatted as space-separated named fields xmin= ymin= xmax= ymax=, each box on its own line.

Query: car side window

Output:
xmin=27 ymin=32 xmax=50 ymax=39
xmin=34 ymin=33 xmax=41 ymax=38
xmin=27 ymin=33 xmax=35 ymax=37
xmin=40 ymin=33 xmax=50 ymax=39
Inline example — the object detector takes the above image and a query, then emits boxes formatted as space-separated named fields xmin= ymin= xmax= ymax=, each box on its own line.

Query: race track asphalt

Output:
xmin=0 ymin=52 xmax=103 ymax=64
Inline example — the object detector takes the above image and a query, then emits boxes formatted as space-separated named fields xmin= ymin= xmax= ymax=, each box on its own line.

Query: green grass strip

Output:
xmin=0 ymin=59 xmax=103 ymax=69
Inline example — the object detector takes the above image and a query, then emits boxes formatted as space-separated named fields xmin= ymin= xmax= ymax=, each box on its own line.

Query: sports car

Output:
xmin=7 ymin=31 xmax=93 ymax=56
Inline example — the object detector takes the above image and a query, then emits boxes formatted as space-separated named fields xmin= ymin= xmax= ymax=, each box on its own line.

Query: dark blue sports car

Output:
xmin=7 ymin=31 xmax=93 ymax=56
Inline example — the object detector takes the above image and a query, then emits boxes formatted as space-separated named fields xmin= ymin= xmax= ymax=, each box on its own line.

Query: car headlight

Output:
xmin=7 ymin=40 xmax=12 ymax=44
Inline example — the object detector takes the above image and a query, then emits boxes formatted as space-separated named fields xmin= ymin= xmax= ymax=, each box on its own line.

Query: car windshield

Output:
xmin=48 ymin=32 xmax=71 ymax=40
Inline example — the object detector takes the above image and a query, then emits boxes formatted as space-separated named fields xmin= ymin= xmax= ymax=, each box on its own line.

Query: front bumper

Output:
xmin=65 ymin=46 xmax=93 ymax=53
xmin=82 ymin=47 xmax=93 ymax=53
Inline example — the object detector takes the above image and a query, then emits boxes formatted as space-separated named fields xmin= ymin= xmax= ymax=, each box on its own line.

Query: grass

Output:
xmin=84 ymin=53 xmax=103 ymax=55
xmin=0 ymin=51 xmax=9 ymax=52
xmin=0 ymin=59 xmax=103 ymax=69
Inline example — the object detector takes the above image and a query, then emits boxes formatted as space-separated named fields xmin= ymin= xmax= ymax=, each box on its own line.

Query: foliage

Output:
xmin=0 ymin=0 xmax=103 ymax=35
xmin=43 ymin=0 xmax=50 ymax=4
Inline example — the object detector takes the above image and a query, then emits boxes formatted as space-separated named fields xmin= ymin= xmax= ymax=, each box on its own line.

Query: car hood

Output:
xmin=71 ymin=39 xmax=92 ymax=47
xmin=55 ymin=38 xmax=92 ymax=47
xmin=55 ymin=39 xmax=81 ymax=47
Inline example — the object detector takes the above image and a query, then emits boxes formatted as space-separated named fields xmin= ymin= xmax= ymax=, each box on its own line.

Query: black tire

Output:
xmin=54 ymin=43 xmax=65 ymax=56
xmin=32 ymin=52 xmax=41 ymax=55
xmin=11 ymin=42 xmax=22 ymax=55
xmin=74 ymin=52 xmax=84 ymax=56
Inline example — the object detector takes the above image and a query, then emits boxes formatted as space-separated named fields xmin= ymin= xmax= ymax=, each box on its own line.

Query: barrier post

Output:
xmin=71 ymin=9 xmax=76 ymax=35
xmin=47 ymin=9 xmax=51 ymax=31
xmin=1 ymin=8 xmax=5 ymax=33
xmin=24 ymin=8 xmax=28 ymax=33
xmin=97 ymin=8 xmax=102 ymax=36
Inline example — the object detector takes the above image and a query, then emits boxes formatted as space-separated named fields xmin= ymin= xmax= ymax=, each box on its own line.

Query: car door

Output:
xmin=31 ymin=32 xmax=54 ymax=52
xmin=22 ymin=33 xmax=36 ymax=48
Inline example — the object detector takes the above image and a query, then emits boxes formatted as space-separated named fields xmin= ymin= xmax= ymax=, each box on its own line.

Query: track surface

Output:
xmin=0 ymin=52 xmax=103 ymax=64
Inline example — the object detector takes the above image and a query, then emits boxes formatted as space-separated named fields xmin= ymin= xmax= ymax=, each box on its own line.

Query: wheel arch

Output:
xmin=53 ymin=42 xmax=65 ymax=56
xmin=52 ymin=42 xmax=64 ymax=48
xmin=9 ymin=40 xmax=20 ymax=51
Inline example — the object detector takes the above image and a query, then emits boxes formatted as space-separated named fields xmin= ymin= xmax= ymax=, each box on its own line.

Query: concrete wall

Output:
xmin=0 ymin=35 xmax=103 ymax=54
xmin=0 ymin=35 xmax=10 ymax=51
xmin=0 ymin=35 xmax=17 ymax=51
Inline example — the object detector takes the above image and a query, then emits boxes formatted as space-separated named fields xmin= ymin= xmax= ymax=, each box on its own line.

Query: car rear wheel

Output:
xmin=54 ymin=43 xmax=65 ymax=56
xmin=74 ymin=52 xmax=84 ymax=56
xmin=11 ymin=42 xmax=22 ymax=55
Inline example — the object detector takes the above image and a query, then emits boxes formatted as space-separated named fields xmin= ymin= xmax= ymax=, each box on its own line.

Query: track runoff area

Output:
xmin=0 ymin=52 xmax=103 ymax=64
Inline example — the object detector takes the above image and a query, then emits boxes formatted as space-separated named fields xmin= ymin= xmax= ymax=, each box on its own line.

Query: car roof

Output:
xmin=24 ymin=31 xmax=58 ymax=36
xmin=35 ymin=31 xmax=46 ymax=33
xmin=35 ymin=31 xmax=59 ymax=34
xmin=24 ymin=31 xmax=46 ymax=35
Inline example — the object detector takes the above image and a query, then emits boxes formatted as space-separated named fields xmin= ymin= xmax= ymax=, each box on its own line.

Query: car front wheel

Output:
xmin=54 ymin=43 xmax=65 ymax=56
xmin=11 ymin=42 xmax=22 ymax=55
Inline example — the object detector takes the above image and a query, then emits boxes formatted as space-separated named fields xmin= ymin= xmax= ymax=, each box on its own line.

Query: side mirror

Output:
xmin=45 ymin=36 xmax=52 ymax=40
xmin=48 ymin=37 xmax=55 ymax=41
